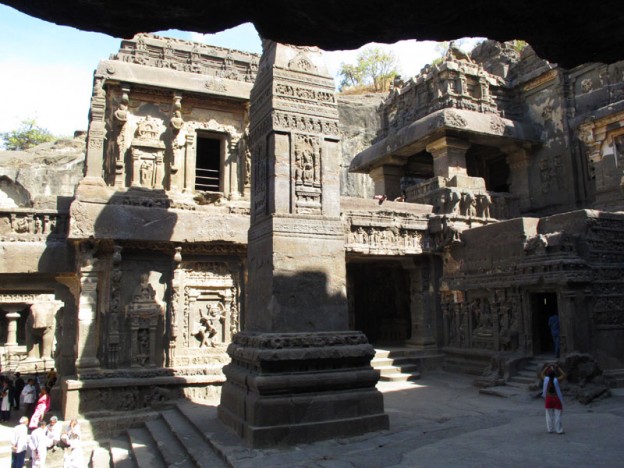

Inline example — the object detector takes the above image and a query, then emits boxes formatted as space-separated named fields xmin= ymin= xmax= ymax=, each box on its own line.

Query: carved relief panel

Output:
xmin=294 ymin=134 xmax=322 ymax=214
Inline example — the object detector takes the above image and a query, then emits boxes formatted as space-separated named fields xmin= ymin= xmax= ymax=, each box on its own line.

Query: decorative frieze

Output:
xmin=0 ymin=211 xmax=68 ymax=242
xmin=112 ymin=33 xmax=259 ymax=83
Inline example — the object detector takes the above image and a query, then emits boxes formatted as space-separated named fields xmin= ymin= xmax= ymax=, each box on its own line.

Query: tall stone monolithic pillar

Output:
xmin=218 ymin=42 xmax=388 ymax=447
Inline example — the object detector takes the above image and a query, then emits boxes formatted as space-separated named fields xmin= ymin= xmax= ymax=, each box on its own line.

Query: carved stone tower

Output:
xmin=218 ymin=42 xmax=388 ymax=447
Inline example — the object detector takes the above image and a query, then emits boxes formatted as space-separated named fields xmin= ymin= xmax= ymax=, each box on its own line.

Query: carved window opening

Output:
xmin=466 ymin=144 xmax=510 ymax=192
xmin=401 ymin=150 xmax=434 ymax=192
xmin=195 ymin=132 xmax=223 ymax=192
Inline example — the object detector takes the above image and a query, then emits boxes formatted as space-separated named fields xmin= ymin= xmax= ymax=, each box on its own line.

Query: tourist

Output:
xmin=28 ymin=420 xmax=49 ymax=467
xmin=29 ymin=387 xmax=51 ymax=430
xmin=541 ymin=364 xmax=566 ymax=434
xmin=61 ymin=419 xmax=84 ymax=468
xmin=13 ymin=373 xmax=25 ymax=411
xmin=548 ymin=314 xmax=560 ymax=358
xmin=46 ymin=416 xmax=63 ymax=450
xmin=11 ymin=416 xmax=29 ymax=468
xmin=21 ymin=379 xmax=37 ymax=419
xmin=1 ymin=379 xmax=12 ymax=422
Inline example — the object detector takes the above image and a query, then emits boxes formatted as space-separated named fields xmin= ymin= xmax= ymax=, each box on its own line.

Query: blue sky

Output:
xmin=0 ymin=4 xmax=481 ymax=139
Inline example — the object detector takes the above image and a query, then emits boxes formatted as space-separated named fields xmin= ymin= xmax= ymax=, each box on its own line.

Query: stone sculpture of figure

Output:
xmin=140 ymin=161 xmax=152 ymax=187
xmin=445 ymin=189 xmax=461 ymax=215
xmin=193 ymin=304 xmax=220 ymax=348
xmin=26 ymin=299 xmax=60 ymax=360
xmin=462 ymin=192 xmax=477 ymax=217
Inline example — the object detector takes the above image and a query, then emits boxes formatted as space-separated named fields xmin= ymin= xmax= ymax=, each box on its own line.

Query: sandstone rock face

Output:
xmin=338 ymin=94 xmax=382 ymax=199
xmin=3 ymin=0 xmax=622 ymax=68
xmin=0 ymin=136 xmax=85 ymax=208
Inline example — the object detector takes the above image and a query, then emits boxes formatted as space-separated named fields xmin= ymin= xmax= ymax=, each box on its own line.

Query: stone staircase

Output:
xmin=98 ymin=402 xmax=228 ymax=468
xmin=372 ymin=347 xmax=443 ymax=382
xmin=506 ymin=355 xmax=553 ymax=390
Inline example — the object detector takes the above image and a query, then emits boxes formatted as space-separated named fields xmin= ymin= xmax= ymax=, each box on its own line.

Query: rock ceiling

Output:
xmin=2 ymin=0 xmax=622 ymax=68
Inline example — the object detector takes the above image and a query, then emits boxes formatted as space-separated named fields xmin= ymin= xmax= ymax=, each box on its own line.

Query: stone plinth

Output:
xmin=218 ymin=331 xmax=387 ymax=447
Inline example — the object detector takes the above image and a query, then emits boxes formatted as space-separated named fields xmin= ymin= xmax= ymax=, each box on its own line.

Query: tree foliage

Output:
xmin=1 ymin=119 xmax=56 ymax=151
xmin=338 ymin=46 xmax=399 ymax=93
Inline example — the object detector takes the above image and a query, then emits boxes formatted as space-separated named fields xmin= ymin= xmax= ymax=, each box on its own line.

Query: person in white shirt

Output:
xmin=46 ymin=416 xmax=63 ymax=450
xmin=11 ymin=416 xmax=29 ymax=468
xmin=21 ymin=379 xmax=36 ymax=419
xmin=29 ymin=420 xmax=49 ymax=468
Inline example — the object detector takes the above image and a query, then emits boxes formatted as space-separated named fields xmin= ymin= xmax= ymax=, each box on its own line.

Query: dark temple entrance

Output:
xmin=531 ymin=292 xmax=558 ymax=355
xmin=347 ymin=261 xmax=411 ymax=345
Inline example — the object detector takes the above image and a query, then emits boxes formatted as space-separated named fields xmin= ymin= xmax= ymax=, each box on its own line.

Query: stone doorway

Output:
xmin=347 ymin=261 xmax=411 ymax=345
xmin=531 ymin=292 xmax=558 ymax=355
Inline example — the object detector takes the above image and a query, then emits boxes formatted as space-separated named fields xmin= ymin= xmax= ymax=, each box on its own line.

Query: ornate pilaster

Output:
xmin=84 ymin=76 xmax=107 ymax=181
xmin=76 ymin=245 xmax=101 ymax=372
xmin=107 ymin=245 xmax=122 ymax=368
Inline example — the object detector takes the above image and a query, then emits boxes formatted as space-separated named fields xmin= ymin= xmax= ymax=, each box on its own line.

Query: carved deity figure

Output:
xmin=26 ymin=299 xmax=61 ymax=360
xmin=193 ymin=304 xmax=223 ymax=348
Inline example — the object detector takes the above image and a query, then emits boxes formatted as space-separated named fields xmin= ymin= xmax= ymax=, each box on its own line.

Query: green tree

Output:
xmin=338 ymin=46 xmax=399 ymax=93
xmin=1 ymin=119 xmax=56 ymax=151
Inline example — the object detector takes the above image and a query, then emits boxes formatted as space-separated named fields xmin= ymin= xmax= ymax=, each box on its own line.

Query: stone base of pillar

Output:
xmin=218 ymin=331 xmax=389 ymax=447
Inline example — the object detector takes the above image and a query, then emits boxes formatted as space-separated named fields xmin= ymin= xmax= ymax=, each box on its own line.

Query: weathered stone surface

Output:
xmin=338 ymin=94 xmax=383 ymax=198
xmin=3 ymin=0 xmax=623 ymax=68
xmin=0 ymin=135 xmax=85 ymax=208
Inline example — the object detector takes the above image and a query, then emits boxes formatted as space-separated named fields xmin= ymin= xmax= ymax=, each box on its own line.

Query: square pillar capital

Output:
xmin=426 ymin=136 xmax=471 ymax=178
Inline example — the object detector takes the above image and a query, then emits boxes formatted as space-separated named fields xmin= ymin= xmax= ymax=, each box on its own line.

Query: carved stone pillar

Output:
xmin=369 ymin=165 xmax=403 ymax=200
xmin=184 ymin=133 xmax=195 ymax=193
xmin=405 ymin=260 xmax=436 ymax=349
xmin=505 ymin=144 xmax=532 ymax=212
xmin=219 ymin=41 xmax=388 ymax=448
xmin=3 ymin=305 xmax=23 ymax=346
xmin=168 ymin=247 xmax=183 ymax=366
xmin=427 ymin=136 xmax=470 ymax=179
xmin=76 ymin=247 xmax=101 ymax=372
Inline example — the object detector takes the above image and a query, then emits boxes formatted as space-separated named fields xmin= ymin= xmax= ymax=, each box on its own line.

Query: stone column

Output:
xmin=219 ymin=42 xmax=388 ymax=448
xmin=405 ymin=259 xmax=436 ymax=349
xmin=75 ymin=246 xmax=100 ymax=373
xmin=505 ymin=144 xmax=532 ymax=212
xmin=426 ymin=136 xmax=471 ymax=179
xmin=184 ymin=134 xmax=195 ymax=193
xmin=3 ymin=305 xmax=23 ymax=346
xmin=369 ymin=165 xmax=403 ymax=200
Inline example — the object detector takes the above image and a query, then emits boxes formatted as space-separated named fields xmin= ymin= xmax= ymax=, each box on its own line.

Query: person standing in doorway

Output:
xmin=548 ymin=313 xmax=560 ymax=358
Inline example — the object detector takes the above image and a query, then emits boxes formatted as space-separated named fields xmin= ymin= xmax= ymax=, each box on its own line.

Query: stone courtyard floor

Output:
xmin=2 ymin=371 xmax=624 ymax=467
xmin=207 ymin=371 xmax=624 ymax=468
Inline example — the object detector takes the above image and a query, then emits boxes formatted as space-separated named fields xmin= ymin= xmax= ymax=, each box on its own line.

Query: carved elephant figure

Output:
xmin=26 ymin=300 xmax=59 ymax=360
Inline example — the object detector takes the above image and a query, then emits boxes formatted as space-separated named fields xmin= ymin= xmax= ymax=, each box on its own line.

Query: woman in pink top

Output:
xmin=28 ymin=387 xmax=51 ymax=429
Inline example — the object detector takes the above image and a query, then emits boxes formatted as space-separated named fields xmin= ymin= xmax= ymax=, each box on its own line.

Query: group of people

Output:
xmin=1 ymin=369 xmax=56 ymax=427
xmin=11 ymin=415 xmax=83 ymax=468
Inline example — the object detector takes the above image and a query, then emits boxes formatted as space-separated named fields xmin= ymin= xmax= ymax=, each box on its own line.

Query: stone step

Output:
xmin=376 ymin=364 xmax=419 ymax=375
xmin=161 ymin=408 xmax=227 ymax=468
xmin=380 ymin=371 xmax=421 ymax=382
xmin=92 ymin=444 xmax=112 ymax=468
xmin=109 ymin=435 xmax=136 ymax=468
xmin=509 ymin=375 xmax=535 ymax=385
xmin=604 ymin=369 xmax=624 ymax=388
xmin=516 ymin=370 xmax=538 ymax=379
xmin=127 ymin=427 xmax=166 ymax=468
xmin=145 ymin=417 xmax=195 ymax=468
